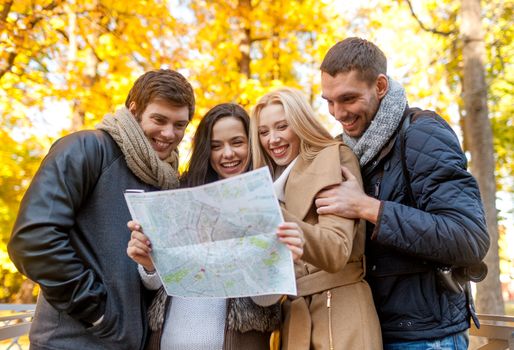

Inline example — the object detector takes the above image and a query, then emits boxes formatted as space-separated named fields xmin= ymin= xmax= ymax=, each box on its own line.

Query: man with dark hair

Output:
xmin=8 ymin=69 xmax=195 ymax=349
xmin=316 ymin=37 xmax=490 ymax=349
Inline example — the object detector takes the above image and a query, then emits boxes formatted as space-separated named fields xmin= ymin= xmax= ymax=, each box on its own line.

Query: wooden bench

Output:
xmin=0 ymin=304 xmax=35 ymax=350
xmin=470 ymin=314 xmax=514 ymax=350
xmin=0 ymin=305 xmax=512 ymax=349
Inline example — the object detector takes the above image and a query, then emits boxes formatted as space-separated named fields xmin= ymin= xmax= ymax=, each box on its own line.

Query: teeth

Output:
xmin=154 ymin=140 xmax=171 ymax=149
xmin=272 ymin=146 xmax=287 ymax=154
xmin=222 ymin=161 xmax=240 ymax=168
xmin=342 ymin=116 xmax=357 ymax=126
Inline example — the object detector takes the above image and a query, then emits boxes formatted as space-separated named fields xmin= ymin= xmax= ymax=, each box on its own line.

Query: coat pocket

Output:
xmin=85 ymin=296 xmax=119 ymax=339
xmin=373 ymin=270 xmax=442 ymax=332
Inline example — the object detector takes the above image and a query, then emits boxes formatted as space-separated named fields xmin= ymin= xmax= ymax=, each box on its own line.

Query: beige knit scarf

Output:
xmin=96 ymin=107 xmax=179 ymax=190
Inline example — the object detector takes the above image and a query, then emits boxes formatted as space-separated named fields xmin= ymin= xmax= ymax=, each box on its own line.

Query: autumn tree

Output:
xmin=0 ymin=0 xmax=189 ymax=301
xmin=460 ymin=0 xmax=504 ymax=315
xmin=1 ymin=0 xmax=511 ymax=310
xmin=184 ymin=0 xmax=345 ymax=112
xmin=170 ymin=0 xmax=347 ymax=165
xmin=0 ymin=130 xmax=44 ymax=302
xmin=0 ymin=0 xmax=347 ymax=300
xmin=400 ymin=0 xmax=510 ymax=314
xmin=1 ymin=0 xmax=189 ymax=130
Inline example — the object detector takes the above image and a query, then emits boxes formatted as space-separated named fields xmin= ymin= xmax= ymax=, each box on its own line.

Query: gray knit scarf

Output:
xmin=96 ymin=107 xmax=179 ymax=189
xmin=342 ymin=77 xmax=407 ymax=167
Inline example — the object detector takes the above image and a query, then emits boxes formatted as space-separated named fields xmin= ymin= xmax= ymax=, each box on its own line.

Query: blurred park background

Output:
xmin=0 ymin=0 xmax=512 ymax=323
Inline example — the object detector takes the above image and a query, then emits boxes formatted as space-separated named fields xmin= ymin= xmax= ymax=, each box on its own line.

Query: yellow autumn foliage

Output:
xmin=0 ymin=0 xmax=512 ymax=305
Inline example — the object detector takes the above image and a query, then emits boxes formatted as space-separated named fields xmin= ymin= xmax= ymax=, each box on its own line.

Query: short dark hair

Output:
xmin=125 ymin=69 xmax=195 ymax=121
xmin=181 ymin=103 xmax=251 ymax=188
xmin=321 ymin=37 xmax=387 ymax=84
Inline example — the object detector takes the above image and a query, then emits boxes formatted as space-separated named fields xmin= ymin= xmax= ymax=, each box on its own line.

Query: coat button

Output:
xmin=407 ymin=321 xmax=412 ymax=327
xmin=398 ymin=322 xmax=404 ymax=327
xmin=371 ymin=265 xmax=377 ymax=271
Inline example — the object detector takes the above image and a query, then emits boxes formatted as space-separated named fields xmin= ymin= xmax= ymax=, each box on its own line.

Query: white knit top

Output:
xmin=138 ymin=265 xmax=281 ymax=349
xmin=138 ymin=265 xmax=226 ymax=349
xmin=162 ymin=297 xmax=226 ymax=349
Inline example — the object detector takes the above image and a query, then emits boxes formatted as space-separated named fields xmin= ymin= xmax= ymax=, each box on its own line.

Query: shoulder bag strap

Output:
xmin=399 ymin=113 xmax=416 ymax=207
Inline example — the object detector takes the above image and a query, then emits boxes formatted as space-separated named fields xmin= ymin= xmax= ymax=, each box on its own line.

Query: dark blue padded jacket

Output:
xmin=360 ymin=107 xmax=489 ymax=342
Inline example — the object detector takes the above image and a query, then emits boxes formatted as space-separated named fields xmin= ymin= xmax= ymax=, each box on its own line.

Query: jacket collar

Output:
xmin=284 ymin=145 xmax=342 ymax=220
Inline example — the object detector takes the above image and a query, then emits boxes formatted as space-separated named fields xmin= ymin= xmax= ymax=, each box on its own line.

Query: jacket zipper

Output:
xmin=327 ymin=290 xmax=334 ymax=350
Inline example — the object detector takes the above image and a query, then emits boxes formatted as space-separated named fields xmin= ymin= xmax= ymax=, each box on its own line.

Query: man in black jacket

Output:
xmin=8 ymin=69 xmax=195 ymax=349
xmin=315 ymin=37 xmax=489 ymax=349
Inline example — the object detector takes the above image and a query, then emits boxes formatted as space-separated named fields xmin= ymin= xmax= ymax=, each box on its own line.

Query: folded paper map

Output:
xmin=124 ymin=167 xmax=297 ymax=298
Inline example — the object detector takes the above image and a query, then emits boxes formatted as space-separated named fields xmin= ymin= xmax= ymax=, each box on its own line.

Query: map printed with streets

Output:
xmin=124 ymin=167 xmax=297 ymax=298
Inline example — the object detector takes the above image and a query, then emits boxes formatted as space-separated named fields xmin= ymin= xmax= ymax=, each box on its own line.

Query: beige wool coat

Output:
xmin=280 ymin=143 xmax=382 ymax=350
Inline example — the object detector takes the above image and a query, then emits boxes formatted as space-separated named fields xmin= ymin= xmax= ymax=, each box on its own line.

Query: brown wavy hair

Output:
xmin=321 ymin=37 xmax=387 ymax=85
xmin=181 ymin=103 xmax=251 ymax=187
xmin=125 ymin=69 xmax=195 ymax=121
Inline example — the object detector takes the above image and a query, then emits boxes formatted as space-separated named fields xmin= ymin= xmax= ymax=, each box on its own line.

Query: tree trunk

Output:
xmin=237 ymin=0 xmax=251 ymax=79
xmin=460 ymin=0 xmax=504 ymax=315
xmin=66 ymin=2 xmax=85 ymax=131
xmin=66 ymin=1 xmax=100 ymax=131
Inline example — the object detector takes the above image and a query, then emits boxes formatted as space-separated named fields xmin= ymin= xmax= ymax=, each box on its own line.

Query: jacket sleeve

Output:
xmin=282 ymin=145 xmax=363 ymax=273
xmin=8 ymin=132 xmax=107 ymax=324
xmin=374 ymin=117 xmax=490 ymax=266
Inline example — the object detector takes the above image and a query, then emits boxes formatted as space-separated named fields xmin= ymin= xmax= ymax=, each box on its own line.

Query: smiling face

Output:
xmin=209 ymin=117 xmax=250 ymax=179
xmin=257 ymin=103 xmax=300 ymax=167
xmin=131 ymin=99 xmax=189 ymax=160
xmin=321 ymin=70 xmax=387 ymax=138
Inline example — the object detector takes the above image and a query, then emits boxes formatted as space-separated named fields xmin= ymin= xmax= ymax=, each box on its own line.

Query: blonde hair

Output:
xmin=251 ymin=87 xmax=340 ymax=174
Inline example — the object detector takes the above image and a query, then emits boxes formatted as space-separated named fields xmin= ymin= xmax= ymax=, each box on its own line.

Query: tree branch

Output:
xmin=404 ymin=0 xmax=457 ymax=36
xmin=1 ymin=0 xmax=62 ymax=80
xmin=1 ymin=0 xmax=13 ymax=22
xmin=250 ymin=35 xmax=269 ymax=43
xmin=0 ymin=52 xmax=16 ymax=79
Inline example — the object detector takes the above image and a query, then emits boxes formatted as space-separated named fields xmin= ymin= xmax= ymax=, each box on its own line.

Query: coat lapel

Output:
xmin=284 ymin=145 xmax=342 ymax=220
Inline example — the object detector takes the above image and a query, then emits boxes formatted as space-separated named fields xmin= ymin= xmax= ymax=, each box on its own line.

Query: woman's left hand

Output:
xmin=277 ymin=222 xmax=304 ymax=262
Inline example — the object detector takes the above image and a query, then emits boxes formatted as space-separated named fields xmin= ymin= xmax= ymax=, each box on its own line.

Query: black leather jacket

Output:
xmin=9 ymin=130 xmax=156 ymax=349
xmin=362 ymin=108 xmax=489 ymax=342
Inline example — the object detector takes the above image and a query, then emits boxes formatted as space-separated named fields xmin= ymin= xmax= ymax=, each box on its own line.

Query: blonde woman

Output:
xmin=251 ymin=88 xmax=382 ymax=349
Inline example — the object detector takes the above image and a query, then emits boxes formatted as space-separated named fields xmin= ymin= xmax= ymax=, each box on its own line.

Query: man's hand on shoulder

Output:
xmin=315 ymin=166 xmax=381 ymax=224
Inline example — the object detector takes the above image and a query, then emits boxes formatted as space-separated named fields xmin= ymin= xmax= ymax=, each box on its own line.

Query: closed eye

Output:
xmin=175 ymin=122 xmax=188 ymax=129
xmin=338 ymin=95 xmax=358 ymax=103
xmin=152 ymin=116 xmax=167 ymax=125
